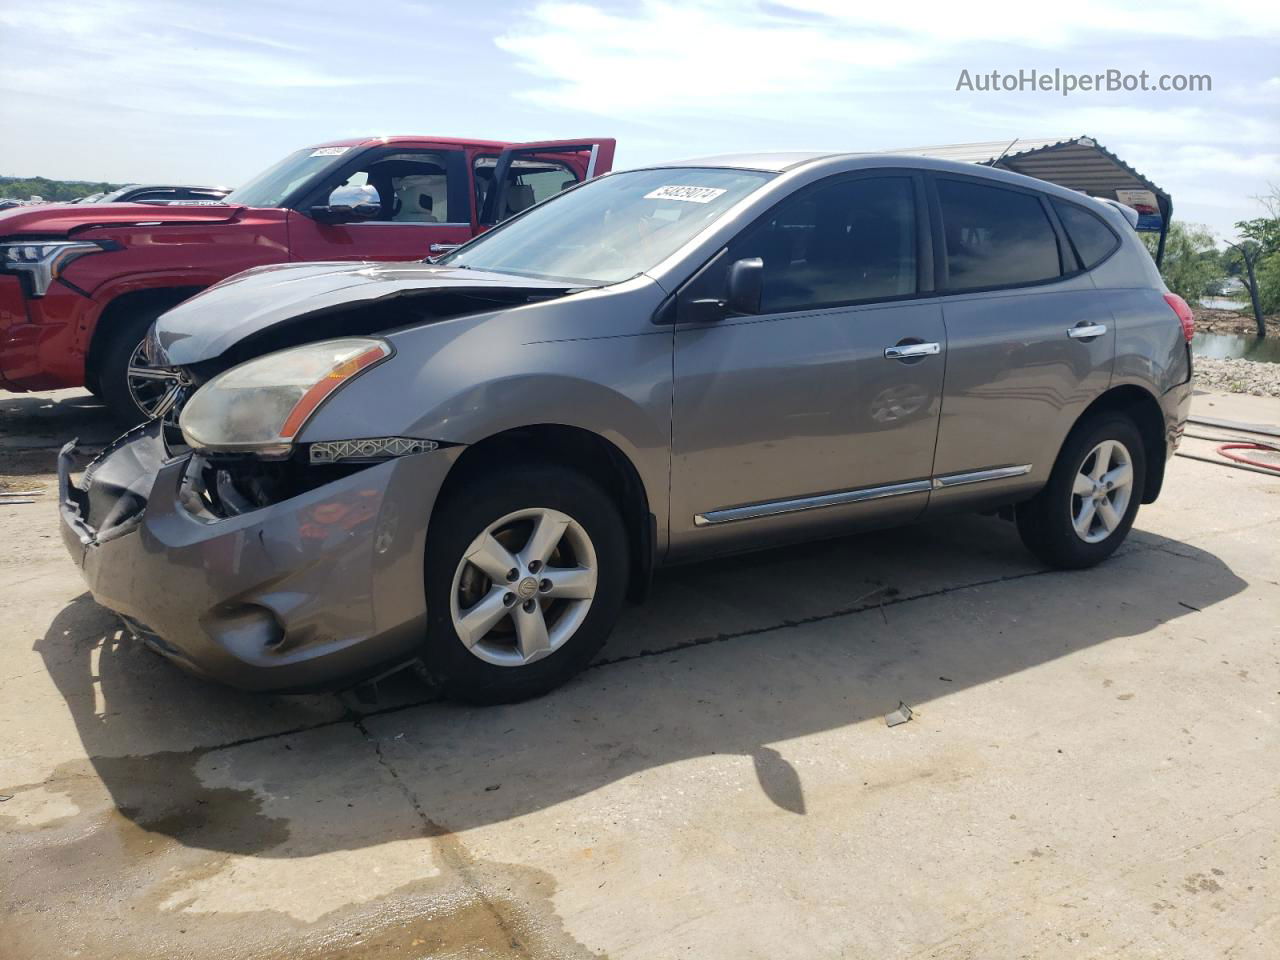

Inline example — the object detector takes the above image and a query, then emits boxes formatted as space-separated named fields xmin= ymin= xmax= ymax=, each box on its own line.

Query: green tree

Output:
xmin=1225 ymin=186 xmax=1280 ymax=336
xmin=0 ymin=175 xmax=122 ymax=202
xmin=1142 ymin=222 xmax=1225 ymax=306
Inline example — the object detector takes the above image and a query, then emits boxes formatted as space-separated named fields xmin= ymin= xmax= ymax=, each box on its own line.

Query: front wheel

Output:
xmin=1017 ymin=413 xmax=1147 ymax=569
xmin=97 ymin=306 xmax=186 ymax=425
xmin=423 ymin=465 xmax=629 ymax=703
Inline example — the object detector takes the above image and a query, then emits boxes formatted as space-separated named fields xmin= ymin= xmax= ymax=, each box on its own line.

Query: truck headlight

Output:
xmin=179 ymin=338 xmax=392 ymax=456
xmin=0 ymin=240 xmax=113 ymax=296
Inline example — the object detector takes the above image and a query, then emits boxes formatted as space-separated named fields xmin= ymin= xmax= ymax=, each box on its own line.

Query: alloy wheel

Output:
xmin=126 ymin=340 xmax=187 ymax=420
xmin=450 ymin=507 xmax=598 ymax=667
xmin=1070 ymin=439 xmax=1134 ymax=543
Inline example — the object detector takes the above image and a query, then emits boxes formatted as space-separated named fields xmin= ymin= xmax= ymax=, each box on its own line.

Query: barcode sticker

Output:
xmin=310 ymin=146 xmax=350 ymax=157
xmin=643 ymin=185 xmax=727 ymax=203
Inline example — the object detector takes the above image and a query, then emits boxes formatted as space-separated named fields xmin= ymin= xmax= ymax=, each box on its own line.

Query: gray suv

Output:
xmin=58 ymin=152 xmax=1193 ymax=702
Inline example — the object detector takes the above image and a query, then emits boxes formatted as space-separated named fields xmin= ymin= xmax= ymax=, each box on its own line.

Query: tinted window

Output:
xmin=1052 ymin=198 xmax=1119 ymax=269
xmin=734 ymin=176 xmax=917 ymax=312
xmin=937 ymin=179 xmax=1061 ymax=290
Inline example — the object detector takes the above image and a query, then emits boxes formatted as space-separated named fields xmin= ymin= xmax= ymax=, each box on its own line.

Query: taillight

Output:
xmin=1164 ymin=293 xmax=1195 ymax=342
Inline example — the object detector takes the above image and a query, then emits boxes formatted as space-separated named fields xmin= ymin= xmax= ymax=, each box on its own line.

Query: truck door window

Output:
xmin=474 ymin=157 xmax=578 ymax=222
xmin=329 ymin=152 xmax=455 ymax=223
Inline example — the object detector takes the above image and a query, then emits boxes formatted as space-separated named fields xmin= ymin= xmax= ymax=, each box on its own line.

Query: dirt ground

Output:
xmin=1 ymin=388 xmax=1277 ymax=959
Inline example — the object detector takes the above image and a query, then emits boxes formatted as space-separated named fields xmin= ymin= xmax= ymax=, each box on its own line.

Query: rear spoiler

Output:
xmin=1092 ymin=197 xmax=1140 ymax=230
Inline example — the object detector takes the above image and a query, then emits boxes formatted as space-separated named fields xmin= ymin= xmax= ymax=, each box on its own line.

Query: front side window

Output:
xmin=938 ymin=179 xmax=1061 ymax=291
xmin=1052 ymin=198 xmax=1119 ymax=269
xmin=327 ymin=152 xmax=454 ymax=223
xmin=732 ymin=176 xmax=917 ymax=312
xmin=442 ymin=167 xmax=773 ymax=284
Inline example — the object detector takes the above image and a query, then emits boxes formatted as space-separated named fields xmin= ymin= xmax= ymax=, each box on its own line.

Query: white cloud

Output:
xmin=493 ymin=1 xmax=1279 ymax=237
xmin=0 ymin=0 xmax=428 ymax=121
xmin=496 ymin=0 xmax=1280 ymax=116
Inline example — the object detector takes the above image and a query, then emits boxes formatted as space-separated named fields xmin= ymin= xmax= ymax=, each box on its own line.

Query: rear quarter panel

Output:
xmin=1090 ymin=237 xmax=1191 ymax=459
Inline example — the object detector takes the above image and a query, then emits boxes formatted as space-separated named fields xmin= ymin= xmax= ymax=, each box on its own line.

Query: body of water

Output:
xmin=1192 ymin=331 xmax=1280 ymax=364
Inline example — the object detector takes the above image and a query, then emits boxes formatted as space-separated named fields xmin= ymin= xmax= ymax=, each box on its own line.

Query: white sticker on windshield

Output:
xmin=643 ymin=185 xmax=727 ymax=203
xmin=309 ymin=146 xmax=350 ymax=157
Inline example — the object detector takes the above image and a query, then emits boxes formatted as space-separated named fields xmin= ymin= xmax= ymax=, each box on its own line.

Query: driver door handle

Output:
xmin=884 ymin=342 xmax=941 ymax=360
xmin=1067 ymin=323 xmax=1108 ymax=339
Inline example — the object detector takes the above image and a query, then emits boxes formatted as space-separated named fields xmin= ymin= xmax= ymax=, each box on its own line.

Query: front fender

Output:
xmin=299 ymin=281 xmax=674 ymax=538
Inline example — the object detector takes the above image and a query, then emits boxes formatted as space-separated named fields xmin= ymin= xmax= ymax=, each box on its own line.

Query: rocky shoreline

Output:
xmin=1193 ymin=356 xmax=1280 ymax=398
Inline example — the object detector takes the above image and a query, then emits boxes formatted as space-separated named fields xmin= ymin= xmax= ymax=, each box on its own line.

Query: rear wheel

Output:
xmin=97 ymin=305 xmax=186 ymax=425
xmin=423 ymin=465 xmax=629 ymax=703
xmin=1016 ymin=413 xmax=1147 ymax=569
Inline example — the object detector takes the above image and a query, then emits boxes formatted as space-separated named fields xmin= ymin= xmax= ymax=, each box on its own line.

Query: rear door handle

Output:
xmin=1067 ymin=323 xmax=1108 ymax=339
xmin=429 ymin=243 xmax=461 ymax=253
xmin=884 ymin=342 xmax=941 ymax=360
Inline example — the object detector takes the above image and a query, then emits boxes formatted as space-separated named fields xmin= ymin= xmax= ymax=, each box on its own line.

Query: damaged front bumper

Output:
xmin=57 ymin=422 xmax=456 ymax=692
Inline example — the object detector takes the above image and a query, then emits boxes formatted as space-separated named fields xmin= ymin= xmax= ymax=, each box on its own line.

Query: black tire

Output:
xmin=97 ymin=304 xmax=169 ymax=425
xmin=1017 ymin=413 xmax=1147 ymax=569
xmin=423 ymin=464 xmax=629 ymax=704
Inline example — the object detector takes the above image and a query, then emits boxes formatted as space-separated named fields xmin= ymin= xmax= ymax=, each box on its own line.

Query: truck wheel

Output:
xmin=1016 ymin=413 xmax=1147 ymax=569
xmin=423 ymin=464 xmax=629 ymax=704
xmin=97 ymin=306 xmax=184 ymax=425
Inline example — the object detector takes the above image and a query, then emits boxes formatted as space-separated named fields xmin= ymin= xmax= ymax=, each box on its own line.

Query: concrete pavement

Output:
xmin=1 ymin=388 xmax=1277 ymax=959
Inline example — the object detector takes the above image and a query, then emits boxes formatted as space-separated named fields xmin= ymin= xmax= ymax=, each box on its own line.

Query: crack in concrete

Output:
xmin=353 ymin=716 xmax=537 ymax=959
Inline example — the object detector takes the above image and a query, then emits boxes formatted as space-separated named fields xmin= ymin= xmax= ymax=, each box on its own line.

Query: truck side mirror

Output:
xmin=311 ymin=184 xmax=382 ymax=224
xmin=725 ymin=257 xmax=764 ymax=315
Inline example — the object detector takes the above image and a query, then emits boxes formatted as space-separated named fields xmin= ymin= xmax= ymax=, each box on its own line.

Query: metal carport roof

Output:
xmin=887 ymin=136 xmax=1173 ymax=263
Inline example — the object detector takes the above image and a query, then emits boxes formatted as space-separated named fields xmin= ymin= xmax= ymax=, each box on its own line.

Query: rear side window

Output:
xmin=1052 ymin=198 xmax=1120 ymax=269
xmin=937 ymin=179 xmax=1061 ymax=291
xmin=734 ymin=176 xmax=917 ymax=312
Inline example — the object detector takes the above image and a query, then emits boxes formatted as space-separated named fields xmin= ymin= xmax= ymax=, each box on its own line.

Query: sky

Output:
xmin=1 ymin=0 xmax=1277 ymax=240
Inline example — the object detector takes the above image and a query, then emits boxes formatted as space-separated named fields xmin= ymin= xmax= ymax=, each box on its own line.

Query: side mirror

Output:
xmin=725 ymin=257 xmax=763 ymax=315
xmin=311 ymin=184 xmax=382 ymax=224
xmin=685 ymin=256 xmax=764 ymax=322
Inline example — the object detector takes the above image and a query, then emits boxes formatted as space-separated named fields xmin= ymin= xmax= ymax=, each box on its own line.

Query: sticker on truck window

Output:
xmin=310 ymin=146 xmax=351 ymax=157
xmin=643 ymin=185 xmax=727 ymax=203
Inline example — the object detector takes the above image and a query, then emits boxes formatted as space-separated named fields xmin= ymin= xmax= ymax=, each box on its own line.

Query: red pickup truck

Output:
xmin=0 ymin=136 xmax=615 ymax=420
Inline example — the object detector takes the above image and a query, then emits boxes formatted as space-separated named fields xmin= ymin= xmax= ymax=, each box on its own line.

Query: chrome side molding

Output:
xmin=695 ymin=464 xmax=1033 ymax=526
xmin=932 ymin=464 xmax=1032 ymax=489
xmin=694 ymin=478 xmax=932 ymax=526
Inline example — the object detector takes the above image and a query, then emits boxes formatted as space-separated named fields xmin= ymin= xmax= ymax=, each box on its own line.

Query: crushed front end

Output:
xmin=58 ymin=420 xmax=458 ymax=691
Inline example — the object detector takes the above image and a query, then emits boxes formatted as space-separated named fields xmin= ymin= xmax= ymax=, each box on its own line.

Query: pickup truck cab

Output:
xmin=0 ymin=136 xmax=615 ymax=420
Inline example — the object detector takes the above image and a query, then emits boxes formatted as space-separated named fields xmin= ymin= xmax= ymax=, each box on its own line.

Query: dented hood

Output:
xmin=153 ymin=260 xmax=584 ymax=365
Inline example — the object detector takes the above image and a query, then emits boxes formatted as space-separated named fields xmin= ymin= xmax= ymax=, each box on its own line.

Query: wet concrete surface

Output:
xmin=1 ymin=388 xmax=1277 ymax=958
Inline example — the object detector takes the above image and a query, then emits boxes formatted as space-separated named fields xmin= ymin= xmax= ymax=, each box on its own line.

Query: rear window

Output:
xmin=1052 ymin=198 xmax=1120 ymax=269
xmin=938 ymin=179 xmax=1061 ymax=291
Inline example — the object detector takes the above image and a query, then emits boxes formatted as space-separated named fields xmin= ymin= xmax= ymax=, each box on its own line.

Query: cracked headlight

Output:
xmin=0 ymin=240 xmax=113 ymax=296
xmin=179 ymin=338 xmax=392 ymax=457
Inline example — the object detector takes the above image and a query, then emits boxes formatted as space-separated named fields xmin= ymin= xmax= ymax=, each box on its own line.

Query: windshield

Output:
xmin=95 ymin=186 xmax=137 ymax=203
xmin=223 ymin=146 xmax=355 ymax=208
xmin=441 ymin=167 xmax=774 ymax=284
